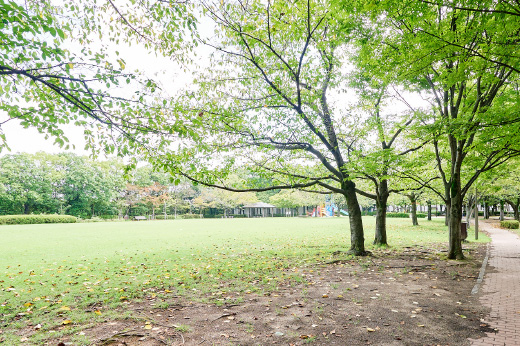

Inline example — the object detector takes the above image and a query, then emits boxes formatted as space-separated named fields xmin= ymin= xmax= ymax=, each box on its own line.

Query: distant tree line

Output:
xmin=0 ymin=153 xmax=328 ymax=219
xmin=2 ymin=153 xmax=515 ymax=224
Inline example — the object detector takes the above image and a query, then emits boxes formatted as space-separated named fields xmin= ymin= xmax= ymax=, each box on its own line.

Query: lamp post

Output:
xmin=475 ymin=185 xmax=479 ymax=240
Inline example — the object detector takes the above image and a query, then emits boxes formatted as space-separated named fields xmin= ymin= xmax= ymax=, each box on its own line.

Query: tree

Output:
xmin=348 ymin=86 xmax=437 ymax=246
xmin=269 ymin=189 xmax=323 ymax=215
xmin=0 ymin=0 xmax=194 ymax=157
xmin=367 ymin=0 xmax=520 ymax=258
xmin=478 ymin=161 xmax=520 ymax=221
xmin=143 ymin=183 xmax=169 ymax=218
xmin=168 ymin=181 xmax=195 ymax=218
xmin=0 ymin=152 xmax=126 ymax=217
xmin=60 ymin=154 xmax=124 ymax=217
xmin=403 ymin=191 xmax=423 ymax=226
xmin=155 ymin=0 xmax=374 ymax=255
xmin=0 ymin=153 xmax=56 ymax=214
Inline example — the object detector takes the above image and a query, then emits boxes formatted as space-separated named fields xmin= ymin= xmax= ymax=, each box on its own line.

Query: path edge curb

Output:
xmin=471 ymin=243 xmax=490 ymax=295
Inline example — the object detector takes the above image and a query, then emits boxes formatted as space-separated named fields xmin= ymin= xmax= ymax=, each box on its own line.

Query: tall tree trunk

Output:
xmin=445 ymin=204 xmax=450 ymax=226
xmin=500 ymin=202 xmax=505 ymax=221
xmin=343 ymin=181 xmax=367 ymax=256
xmin=510 ymin=198 xmax=520 ymax=221
xmin=427 ymin=201 xmax=432 ymax=221
xmin=448 ymin=181 xmax=464 ymax=260
xmin=374 ymin=195 xmax=388 ymax=246
xmin=374 ymin=180 xmax=389 ymax=246
xmin=466 ymin=197 xmax=474 ymax=227
xmin=466 ymin=204 xmax=474 ymax=228
xmin=504 ymin=199 xmax=519 ymax=221
xmin=484 ymin=202 xmax=489 ymax=219
xmin=410 ymin=198 xmax=418 ymax=226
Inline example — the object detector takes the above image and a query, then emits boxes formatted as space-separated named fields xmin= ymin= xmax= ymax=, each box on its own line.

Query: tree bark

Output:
xmin=484 ymin=202 xmax=489 ymax=219
xmin=374 ymin=195 xmax=388 ymax=246
xmin=500 ymin=202 xmax=505 ymax=221
xmin=410 ymin=199 xmax=418 ymax=226
xmin=466 ymin=204 xmax=474 ymax=228
xmin=427 ymin=201 xmax=432 ymax=221
xmin=466 ymin=196 xmax=474 ymax=227
xmin=448 ymin=179 xmax=464 ymax=260
xmin=445 ymin=204 xmax=450 ymax=226
xmin=506 ymin=198 xmax=520 ymax=221
xmin=343 ymin=181 xmax=367 ymax=256
xmin=373 ymin=180 xmax=389 ymax=247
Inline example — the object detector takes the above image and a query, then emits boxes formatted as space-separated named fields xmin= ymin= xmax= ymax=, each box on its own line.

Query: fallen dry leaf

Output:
xmin=300 ymin=334 xmax=314 ymax=339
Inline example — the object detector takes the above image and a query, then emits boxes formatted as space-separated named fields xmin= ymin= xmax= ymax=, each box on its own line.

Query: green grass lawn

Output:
xmin=0 ymin=216 xmax=489 ymax=343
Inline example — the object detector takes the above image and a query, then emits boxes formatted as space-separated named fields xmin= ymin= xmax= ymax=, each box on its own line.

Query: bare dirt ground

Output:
xmin=50 ymin=244 xmax=491 ymax=346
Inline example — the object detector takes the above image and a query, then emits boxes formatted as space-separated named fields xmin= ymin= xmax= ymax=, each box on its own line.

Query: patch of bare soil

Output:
xmin=52 ymin=244 xmax=491 ymax=345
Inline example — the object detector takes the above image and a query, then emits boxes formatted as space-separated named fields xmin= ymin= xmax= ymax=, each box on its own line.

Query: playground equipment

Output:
xmin=308 ymin=199 xmax=348 ymax=217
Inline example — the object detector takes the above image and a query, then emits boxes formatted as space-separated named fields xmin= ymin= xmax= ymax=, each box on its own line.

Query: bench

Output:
xmin=134 ymin=216 xmax=147 ymax=221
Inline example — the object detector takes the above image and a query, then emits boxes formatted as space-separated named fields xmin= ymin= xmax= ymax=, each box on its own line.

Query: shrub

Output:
xmin=386 ymin=212 xmax=410 ymax=218
xmin=78 ymin=217 xmax=105 ymax=223
xmin=416 ymin=213 xmax=427 ymax=218
xmin=98 ymin=214 xmax=119 ymax=220
xmin=155 ymin=214 xmax=175 ymax=220
xmin=500 ymin=220 xmax=519 ymax=229
xmin=0 ymin=214 xmax=77 ymax=225
xmin=202 ymin=214 xmax=224 ymax=219
xmin=180 ymin=213 xmax=202 ymax=219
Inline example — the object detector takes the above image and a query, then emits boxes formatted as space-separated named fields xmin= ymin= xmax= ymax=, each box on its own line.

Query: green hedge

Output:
xmin=0 ymin=214 xmax=77 ymax=225
xmin=386 ymin=212 xmax=410 ymax=218
xmin=416 ymin=213 xmax=427 ymax=218
xmin=180 ymin=213 xmax=202 ymax=219
xmin=203 ymin=214 xmax=224 ymax=219
xmin=500 ymin=220 xmax=519 ymax=229
xmin=97 ymin=214 xmax=119 ymax=220
xmin=155 ymin=214 xmax=177 ymax=220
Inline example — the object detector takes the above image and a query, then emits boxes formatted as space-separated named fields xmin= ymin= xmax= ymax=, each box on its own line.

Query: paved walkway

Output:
xmin=470 ymin=220 xmax=520 ymax=346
